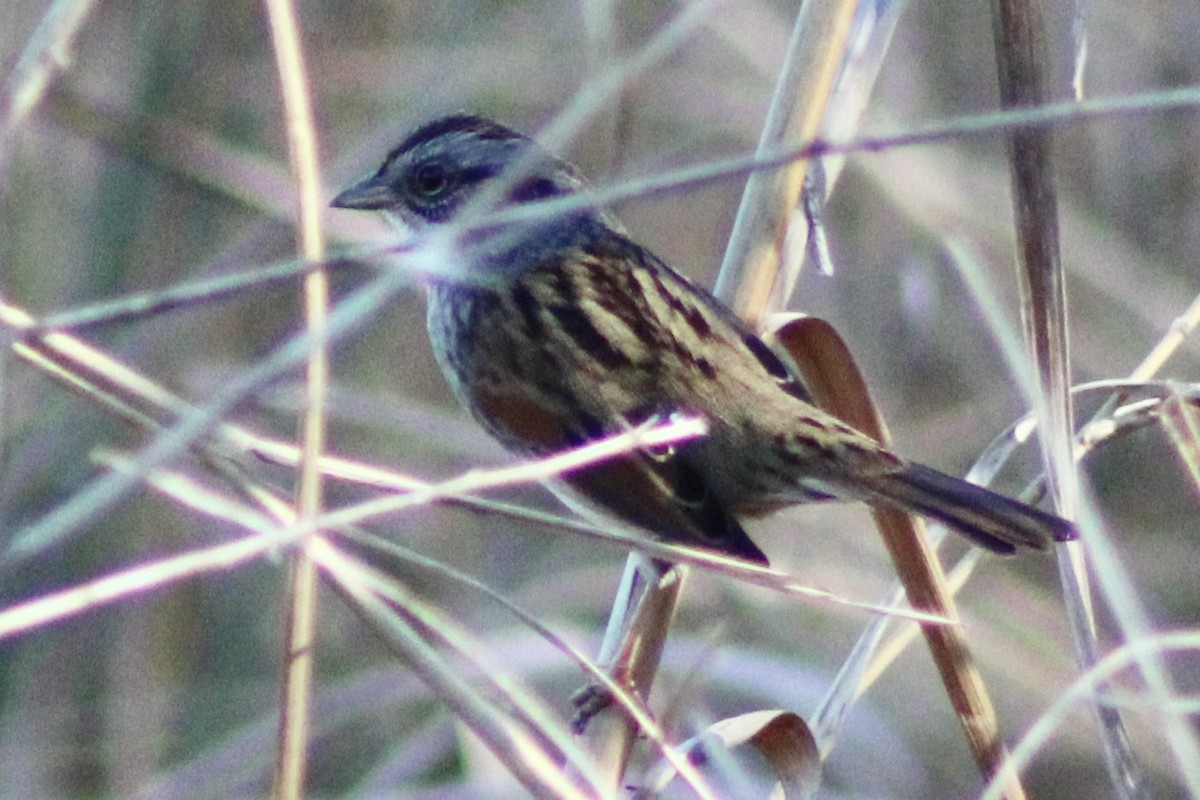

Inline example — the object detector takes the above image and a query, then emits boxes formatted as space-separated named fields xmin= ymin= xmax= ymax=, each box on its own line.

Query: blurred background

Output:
xmin=1 ymin=0 xmax=1199 ymax=797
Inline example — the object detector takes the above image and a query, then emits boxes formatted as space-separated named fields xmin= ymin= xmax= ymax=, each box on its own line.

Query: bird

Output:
xmin=331 ymin=113 xmax=1076 ymax=565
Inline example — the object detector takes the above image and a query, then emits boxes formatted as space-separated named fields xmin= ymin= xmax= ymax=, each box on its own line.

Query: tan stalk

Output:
xmin=263 ymin=0 xmax=329 ymax=797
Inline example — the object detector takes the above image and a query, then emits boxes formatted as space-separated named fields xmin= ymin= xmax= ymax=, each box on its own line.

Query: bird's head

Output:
xmin=332 ymin=114 xmax=590 ymax=235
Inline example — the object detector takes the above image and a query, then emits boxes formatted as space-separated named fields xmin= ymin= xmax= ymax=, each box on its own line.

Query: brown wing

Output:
xmin=556 ymin=451 xmax=769 ymax=564
xmin=469 ymin=383 xmax=769 ymax=565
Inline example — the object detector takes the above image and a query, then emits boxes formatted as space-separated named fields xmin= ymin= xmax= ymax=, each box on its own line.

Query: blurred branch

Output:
xmin=983 ymin=632 xmax=1200 ymax=800
xmin=815 ymin=379 xmax=1199 ymax=751
xmin=0 ymin=0 xmax=98 ymax=184
xmin=0 ymin=253 xmax=409 ymax=564
xmin=991 ymin=0 xmax=1073 ymax=507
xmin=989 ymin=1 xmax=1151 ymax=794
xmin=316 ymin=541 xmax=599 ymax=800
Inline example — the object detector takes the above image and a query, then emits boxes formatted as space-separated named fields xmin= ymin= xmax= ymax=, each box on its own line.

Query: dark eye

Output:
xmin=411 ymin=161 xmax=451 ymax=198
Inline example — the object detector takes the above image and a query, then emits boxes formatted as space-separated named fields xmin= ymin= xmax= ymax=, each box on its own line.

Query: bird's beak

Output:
xmin=330 ymin=175 xmax=393 ymax=210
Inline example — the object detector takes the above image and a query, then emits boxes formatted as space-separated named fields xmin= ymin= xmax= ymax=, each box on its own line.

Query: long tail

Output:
xmin=865 ymin=463 xmax=1077 ymax=554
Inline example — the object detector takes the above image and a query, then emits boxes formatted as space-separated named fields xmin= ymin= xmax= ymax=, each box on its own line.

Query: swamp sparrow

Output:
xmin=331 ymin=114 xmax=1075 ymax=564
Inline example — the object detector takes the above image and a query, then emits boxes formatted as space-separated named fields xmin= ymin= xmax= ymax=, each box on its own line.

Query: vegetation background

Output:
xmin=1 ymin=0 xmax=1198 ymax=797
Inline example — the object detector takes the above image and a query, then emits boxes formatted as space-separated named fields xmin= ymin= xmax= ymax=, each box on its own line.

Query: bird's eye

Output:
xmin=411 ymin=161 xmax=451 ymax=198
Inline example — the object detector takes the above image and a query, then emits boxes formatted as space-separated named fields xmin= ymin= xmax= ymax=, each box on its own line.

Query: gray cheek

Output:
xmin=382 ymin=209 xmax=424 ymax=235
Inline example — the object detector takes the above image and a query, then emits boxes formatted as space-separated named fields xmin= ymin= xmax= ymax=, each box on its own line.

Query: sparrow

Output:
xmin=331 ymin=113 xmax=1076 ymax=564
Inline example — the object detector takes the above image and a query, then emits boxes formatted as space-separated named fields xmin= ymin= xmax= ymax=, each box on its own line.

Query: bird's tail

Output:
xmin=865 ymin=463 xmax=1077 ymax=554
